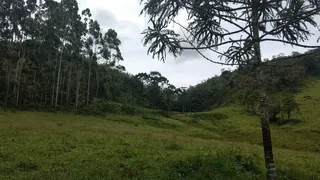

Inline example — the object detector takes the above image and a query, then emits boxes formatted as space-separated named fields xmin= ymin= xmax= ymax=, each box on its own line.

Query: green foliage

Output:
xmin=281 ymin=94 xmax=299 ymax=120
xmin=173 ymin=50 xmax=319 ymax=113
xmin=121 ymin=104 xmax=136 ymax=115
xmin=78 ymin=98 xmax=120 ymax=116
xmin=269 ymin=101 xmax=281 ymax=123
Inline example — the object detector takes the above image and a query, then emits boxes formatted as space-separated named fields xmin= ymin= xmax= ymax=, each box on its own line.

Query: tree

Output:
xmin=0 ymin=0 xmax=128 ymax=111
xmin=139 ymin=0 xmax=320 ymax=179
xmin=136 ymin=71 xmax=169 ymax=109
xmin=269 ymin=98 xmax=281 ymax=122
xmin=162 ymin=84 xmax=177 ymax=114
xmin=281 ymin=94 xmax=299 ymax=120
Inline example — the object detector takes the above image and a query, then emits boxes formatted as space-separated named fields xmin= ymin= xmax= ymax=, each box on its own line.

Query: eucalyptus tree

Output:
xmin=54 ymin=0 xmax=81 ymax=107
xmin=85 ymin=20 xmax=101 ymax=105
xmin=64 ymin=6 xmax=86 ymax=106
xmin=0 ymin=0 xmax=126 ymax=109
xmin=1 ymin=0 xmax=26 ymax=107
xmin=73 ymin=8 xmax=92 ymax=109
xmin=96 ymin=29 xmax=123 ymax=100
xmin=41 ymin=0 xmax=61 ymax=106
xmin=139 ymin=0 xmax=320 ymax=179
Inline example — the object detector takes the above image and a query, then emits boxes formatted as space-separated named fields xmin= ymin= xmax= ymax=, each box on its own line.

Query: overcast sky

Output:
xmin=77 ymin=0 xmax=319 ymax=88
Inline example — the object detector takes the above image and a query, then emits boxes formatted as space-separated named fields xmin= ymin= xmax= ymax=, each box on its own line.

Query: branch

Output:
xmin=260 ymin=8 xmax=320 ymax=39
xmin=176 ymin=0 xmax=252 ymax=37
xmin=177 ymin=22 xmax=239 ymax=66
xmin=261 ymin=38 xmax=320 ymax=48
xmin=189 ymin=43 xmax=240 ymax=66
xmin=172 ymin=20 xmax=250 ymax=50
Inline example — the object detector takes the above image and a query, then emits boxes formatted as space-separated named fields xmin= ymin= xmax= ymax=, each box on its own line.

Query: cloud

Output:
xmin=77 ymin=0 xmax=320 ymax=88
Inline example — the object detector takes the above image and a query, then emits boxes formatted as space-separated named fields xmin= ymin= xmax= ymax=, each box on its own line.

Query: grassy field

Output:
xmin=1 ymin=80 xmax=320 ymax=179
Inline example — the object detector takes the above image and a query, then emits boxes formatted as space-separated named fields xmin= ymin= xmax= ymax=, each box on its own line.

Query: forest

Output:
xmin=1 ymin=0 xmax=320 ymax=179
xmin=1 ymin=0 xmax=320 ymax=117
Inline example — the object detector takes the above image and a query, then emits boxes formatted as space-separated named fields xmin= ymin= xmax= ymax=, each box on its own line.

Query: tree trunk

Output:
xmin=15 ymin=60 xmax=22 ymax=108
xmin=66 ymin=62 xmax=72 ymax=105
xmin=87 ymin=59 xmax=92 ymax=105
xmin=5 ymin=58 xmax=12 ymax=107
xmin=51 ymin=53 xmax=56 ymax=106
xmin=14 ymin=59 xmax=20 ymax=96
xmin=96 ymin=70 xmax=99 ymax=98
xmin=75 ymin=70 xmax=81 ymax=109
xmin=75 ymin=58 xmax=83 ymax=110
xmin=14 ymin=58 xmax=20 ymax=107
xmin=55 ymin=49 xmax=63 ymax=108
xmin=252 ymin=1 xmax=277 ymax=179
xmin=60 ymin=75 xmax=64 ymax=105
xmin=32 ymin=69 xmax=37 ymax=104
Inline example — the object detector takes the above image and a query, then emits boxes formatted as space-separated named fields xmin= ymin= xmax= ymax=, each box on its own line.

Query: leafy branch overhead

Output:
xmin=140 ymin=0 xmax=320 ymax=65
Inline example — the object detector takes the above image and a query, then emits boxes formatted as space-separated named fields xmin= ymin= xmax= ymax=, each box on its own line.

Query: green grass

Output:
xmin=1 ymin=109 xmax=320 ymax=179
xmin=1 ymin=80 xmax=320 ymax=179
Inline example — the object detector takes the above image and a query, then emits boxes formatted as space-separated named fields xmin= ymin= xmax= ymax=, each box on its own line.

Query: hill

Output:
xmin=1 ymin=78 xmax=320 ymax=179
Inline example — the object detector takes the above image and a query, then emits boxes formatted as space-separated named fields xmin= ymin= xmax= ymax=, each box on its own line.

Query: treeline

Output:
xmin=0 ymin=0 xmax=126 ymax=110
xmin=1 ymin=0 xmax=320 ymax=116
xmin=175 ymin=49 xmax=320 ymax=113
xmin=0 ymin=0 xmax=183 ymax=114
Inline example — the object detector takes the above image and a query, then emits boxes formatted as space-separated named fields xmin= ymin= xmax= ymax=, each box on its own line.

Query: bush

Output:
xmin=77 ymin=98 xmax=120 ymax=116
xmin=269 ymin=103 xmax=281 ymax=123
xmin=121 ymin=104 xmax=136 ymax=115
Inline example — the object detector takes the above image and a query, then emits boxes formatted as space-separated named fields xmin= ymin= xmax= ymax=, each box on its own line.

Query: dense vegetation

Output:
xmin=176 ymin=49 xmax=320 ymax=113
xmin=1 ymin=0 xmax=320 ymax=179
xmin=1 ymin=0 xmax=320 ymax=120
xmin=0 ymin=0 xmax=182 ymax=114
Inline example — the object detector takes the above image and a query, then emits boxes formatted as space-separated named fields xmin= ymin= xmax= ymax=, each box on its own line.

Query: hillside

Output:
xmin=1 ymin=78 xmax=320 ymax=179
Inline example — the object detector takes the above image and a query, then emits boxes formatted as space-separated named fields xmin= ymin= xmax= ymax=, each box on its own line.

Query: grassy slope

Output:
xmin=0 ymin=79 xmax=320 ymax=179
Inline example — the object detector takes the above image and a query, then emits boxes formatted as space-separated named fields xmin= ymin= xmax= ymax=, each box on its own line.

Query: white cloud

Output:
xmin=77 ymin=0 xmax=320 ymax=87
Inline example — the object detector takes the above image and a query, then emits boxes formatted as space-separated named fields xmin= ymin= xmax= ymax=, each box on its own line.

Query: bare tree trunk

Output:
xmin=14 ymin=59 xmax=20 ymax=96
xmin=256 ymin=68 xmax=277 ymax=180
xmin=96 ymin=70 xmax=99 ymax=98
xmin=14 ymin=58 xmax=20 ymax=105
xmin=55 ymin=49 xmax=63 ymax=108
xmin=60 ymin=75 xmax=64 ymax=105
xmin=75 ymin=58 xmax=84 ymax=109
xmin=51 ymin=53 xmax=56 ymax=106
xmin=252 ymin=1 xmax=277 ymax=179
xmin=15 ymin=59 xmax=22 ymax=108
xmin=15 ymin=70 xmax=21 ymax=108
xmin=87 ymin=59 xmax=92 ymax=105
xmin=66 ymin=62 xmax=72 ymax=105
xmin=44 ymin=92 xmax=47 ymax=105
xmin=75 ymin=70 xmax=81 ymax=109
xmin=5 ymin=59 xmax=12 ymax=107
xmin=32 ymin=69 xmax=37 ymax=104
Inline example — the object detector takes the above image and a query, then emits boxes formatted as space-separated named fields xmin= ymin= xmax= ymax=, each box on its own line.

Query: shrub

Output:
xmin=121 ymin=104 xmax=136 ymax=115
xmin=76 ymin=98 xmax=120 ymax=116
xmin=269 ymin=103 xmax=281 ymax=123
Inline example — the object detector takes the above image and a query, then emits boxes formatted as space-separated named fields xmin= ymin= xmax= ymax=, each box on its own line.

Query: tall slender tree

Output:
xmin=139 ymin=0 xmax=320 ymax=179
